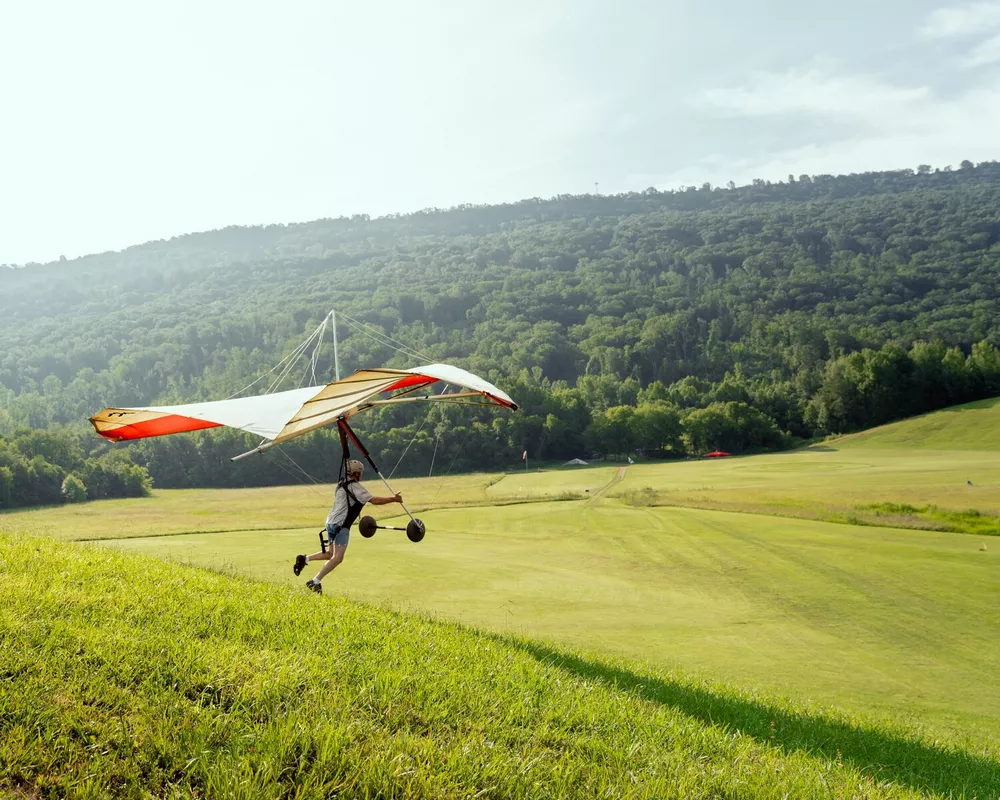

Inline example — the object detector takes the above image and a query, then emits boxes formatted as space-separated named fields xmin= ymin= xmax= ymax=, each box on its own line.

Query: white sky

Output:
xmin=2 ymin=0 xmax=1000 ymax=264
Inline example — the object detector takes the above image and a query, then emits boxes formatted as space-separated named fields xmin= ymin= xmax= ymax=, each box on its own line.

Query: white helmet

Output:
xmin=346 ymin=459 xmax=364 ymax=477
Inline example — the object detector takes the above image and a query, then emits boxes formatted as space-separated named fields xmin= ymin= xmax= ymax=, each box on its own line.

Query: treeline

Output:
xmin=5 ymin=163 xmax=1000 ymax=416
xmin=3 ymin=162 xmax=1000 ymax=495
xmin=120 ymin=336 xmax=1000 ymax=489
xmin=4 ymin=335 xmax=999 ymax=500
xmin=0 ymin=429 xmax=151 ymax=510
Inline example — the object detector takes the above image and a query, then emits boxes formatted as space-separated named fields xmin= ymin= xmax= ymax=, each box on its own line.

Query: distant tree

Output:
xmin=82 ymin=452 xmax=152 ymax=500
xmin=969 ymin=341 xmax=1000 ymax=395
xmin=682 ymin=402 xmax=784 ymax=454
xmin=0 ymin=465 xmax=12 ymax=509
xmin=61 ymin=474 xmax=87 ymax=504
xmin=629 ymin=402 xmax=682 ymax=456
xmin=585 ymin=406 xmax=636 ymax=460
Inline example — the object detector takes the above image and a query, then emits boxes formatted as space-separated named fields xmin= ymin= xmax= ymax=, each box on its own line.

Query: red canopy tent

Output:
xmin=703 ymin=451 xmax=731 ymax=458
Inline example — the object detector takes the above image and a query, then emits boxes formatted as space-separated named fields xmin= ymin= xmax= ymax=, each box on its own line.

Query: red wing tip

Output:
xmin=89 ymin=413 xmax=222 ymax=441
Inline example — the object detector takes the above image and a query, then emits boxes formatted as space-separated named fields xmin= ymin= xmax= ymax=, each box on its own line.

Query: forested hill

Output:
xmin=2 ymin=161 xmax=1000 ymax=494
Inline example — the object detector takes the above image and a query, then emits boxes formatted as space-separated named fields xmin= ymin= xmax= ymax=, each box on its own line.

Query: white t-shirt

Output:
xmin=326 ymin=481 xmax=373 ymax=527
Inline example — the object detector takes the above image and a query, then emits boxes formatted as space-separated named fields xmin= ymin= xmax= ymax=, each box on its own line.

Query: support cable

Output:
xmin=429 ymin=425 xmax=474 ymax=506
xmin=338 ymin=311 xmax=435 ymax=364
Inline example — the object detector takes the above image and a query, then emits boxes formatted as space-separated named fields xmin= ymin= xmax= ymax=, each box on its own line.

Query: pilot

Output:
xmin=293 ymin=458 xmax=402 ymax=593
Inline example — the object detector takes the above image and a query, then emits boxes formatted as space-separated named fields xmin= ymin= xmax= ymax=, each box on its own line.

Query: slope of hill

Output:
xmin=4 ymin=163 xmax=1000 ymax=411
xmin=4 ymin=162 xmax=1000 ymax=490
xmin=835 ymin=397 xmax=1000 ymax=450
xmin=2 ymin=530 xmax=997 ymax=799
xmin=613 ymin=398 xmax=1000 ymax=536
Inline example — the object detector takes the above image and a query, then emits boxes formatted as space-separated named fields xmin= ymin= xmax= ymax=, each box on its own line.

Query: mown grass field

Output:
xmin=0 ymin=473 xmax=504 ymax=542
xmin=55 ymin=498 xmax=1000 ymax=742
xmin=1 ymin=400 xmax=998 ymax=797
xmin=614 ymin=398 xmax=1000 ymax=535
xmin=614 ymin=449 xmax=1000 ymax=532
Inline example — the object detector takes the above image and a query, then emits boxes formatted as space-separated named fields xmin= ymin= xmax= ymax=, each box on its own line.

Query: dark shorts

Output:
xmin=325 ymin=523 xmax=350 ymax=547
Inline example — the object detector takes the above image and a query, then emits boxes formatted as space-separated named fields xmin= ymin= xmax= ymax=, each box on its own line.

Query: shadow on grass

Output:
xmin=506 ymin=638 xmax=999 ymax=798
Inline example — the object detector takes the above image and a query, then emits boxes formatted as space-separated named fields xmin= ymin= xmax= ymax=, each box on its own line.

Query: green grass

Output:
xmin=861 ymin=503 xmax=1000 ymax=536
xmin=0 ymin=474 xmax=503 ymax=542
xmin=2 ymin=532 xmax=997 ymax=799
xmin=835 ymin=397 xmax=1000 ymax=451
xmin=4 ymin=401 xmax=1000 ymax=796
xmin=79 ymin=501 xmax=1000 ymax=743
xmin=609 ymin=397 xmax=1000 ymax=535
xmin=485 ymin=467 xmax=618 ymax=502
xmin=612 ymin=449 xmax=1000 ymax=534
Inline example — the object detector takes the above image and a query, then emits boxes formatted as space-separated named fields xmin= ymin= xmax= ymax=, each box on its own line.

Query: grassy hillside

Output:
xmin=2 ymin=531 xmax=997 ymax=799
xmin=5 ymin=401 xmax=998 ymax=794
xmin=835 ymin=397 xmax=1000 ymax=451
xmin=612 ymin=400 xmax=1000 ymax=534
xmin=614 ymin=449 xmax=1000 ymax=531
xmin=76 ymin=501 xmax=1000 ymax=737
xmin=8 ymin=420 xmax=999 ymax=743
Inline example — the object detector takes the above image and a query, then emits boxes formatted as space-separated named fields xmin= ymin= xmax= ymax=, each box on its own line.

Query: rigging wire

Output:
xmin=270 ymin=455 xmax=322 ymax=497
xmin=226 ymin=313 xmax=330 ymax=400
xmin=428 ymin=425 xmax=474 ymax=507
xmin=228 ymin=306 xmax=437 ymax=404
xmin=385 ymin=382 xmax=454 ymax=479
xmin=310 ymin=315 xmax=327 ymax=385
xmin=341 ymin=317 xmax=429 ymax=365
xmin=295 ymin=355 xmax=316 ymax=390
xmin=267 ymin=319 xmax=328 ymax=394
xmin=224 ymin=325 xmax=316 ymax=399
xmin=276 ymin=447 xmax=325 ymax=487
xmin=338 ymin=310 xmax=436 ymax=364
xmin=337 ymin=308 xmax=432 ymax=358
xmin=428 ymin=435 xmax=440 ymax=477
xmin=388 ymin=406 xmax=435 ymax=479
xmin=271 ymin=447 xmax=330 ymax=503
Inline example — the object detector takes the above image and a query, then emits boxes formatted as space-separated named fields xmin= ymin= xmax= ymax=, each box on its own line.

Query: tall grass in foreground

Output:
xmin=1 ymin=533 xmax=997 ymax=799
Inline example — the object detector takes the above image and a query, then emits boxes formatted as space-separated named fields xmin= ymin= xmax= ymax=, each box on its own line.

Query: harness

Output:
xmin=319 ymin=477 xmax=365 ymax=553
xmin=318 ymin=417 xmax=392 ymax=553
xmin=338 ymin=478 xmax=366 ymax=530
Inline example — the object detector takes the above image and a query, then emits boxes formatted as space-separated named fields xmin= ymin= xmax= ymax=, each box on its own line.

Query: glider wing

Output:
xmin=90 ymin=363 xmax=516 ymax=445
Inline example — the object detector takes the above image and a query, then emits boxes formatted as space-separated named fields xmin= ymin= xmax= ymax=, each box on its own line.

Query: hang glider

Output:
xmin=90 ymin=363 xmax=517 ymax=458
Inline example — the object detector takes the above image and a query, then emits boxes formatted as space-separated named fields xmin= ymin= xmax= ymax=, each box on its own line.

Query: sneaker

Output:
xmin=305 ymin=579 xmax=323 ymax=594
xmin=293 ymin=554 xmax=308 ymax=576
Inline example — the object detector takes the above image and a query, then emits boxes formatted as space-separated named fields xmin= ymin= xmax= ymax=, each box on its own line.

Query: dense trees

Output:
xmin=0 ymin=428 xmax=151 ymax=510
xmin=682 ymin=402 xmax=786 ymax=455
xmin=804 ymin=340 xmax=1000 ymax=432
xmin=3 ymin=162 xmax=1000 ymax=498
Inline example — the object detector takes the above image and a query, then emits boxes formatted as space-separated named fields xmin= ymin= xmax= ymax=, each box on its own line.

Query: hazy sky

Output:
xmin=3 ymin=0 xmax=1000 ymax=264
